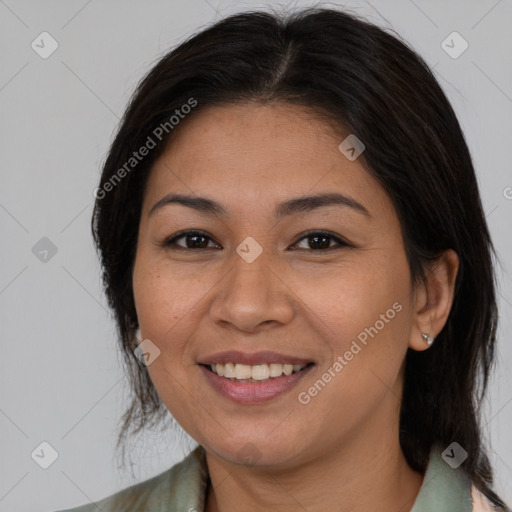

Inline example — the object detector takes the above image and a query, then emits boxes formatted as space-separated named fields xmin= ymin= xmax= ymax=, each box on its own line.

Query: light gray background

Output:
xmin=1 ymin=1 xmax=511 ymax=510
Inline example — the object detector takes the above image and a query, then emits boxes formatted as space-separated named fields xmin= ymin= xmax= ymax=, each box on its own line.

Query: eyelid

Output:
xmin=160 ymin=229 xmax=353 ymax=251
xmin=161 ymin=230 xmax=220 ymax=249
xmin=291 ymin=230 xmax=353 ymax=250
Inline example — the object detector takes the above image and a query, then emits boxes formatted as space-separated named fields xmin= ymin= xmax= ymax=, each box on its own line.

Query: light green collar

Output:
xmin=170 ymin=444 xmax=474 ymax=512
xmin=411 ymin=444 xmax=473 ymax=512
xmin=58 ymin=444 xmax=474 ymax=511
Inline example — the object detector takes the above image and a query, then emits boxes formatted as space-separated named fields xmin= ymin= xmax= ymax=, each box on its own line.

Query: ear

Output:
xmin=409 ymin=249 xmax=459 ymax=351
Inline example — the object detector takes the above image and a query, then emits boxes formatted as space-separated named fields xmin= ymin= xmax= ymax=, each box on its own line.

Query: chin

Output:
xmin=205 ymin=436 xmax=308 ymax=469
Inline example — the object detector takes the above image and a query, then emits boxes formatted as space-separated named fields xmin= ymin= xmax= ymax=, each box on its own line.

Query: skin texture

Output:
xmin=132 ymin=102 xmax=459 ymax=512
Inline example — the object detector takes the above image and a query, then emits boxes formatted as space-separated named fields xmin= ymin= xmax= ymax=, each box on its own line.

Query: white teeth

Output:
xmin=282 ymin=364 xmax=293 ymax=376
xmin=210 ymin=362 xmax=307 ymax=380
xmin=251 ymin=364 xmax=270 ymax=380
xmin=235 ymin=364 xmax=252 ymax=379
xmin=224 ymin=363 xmax=235 ymax=378
xmin=269 ymin=363 xmax=283 ymax=377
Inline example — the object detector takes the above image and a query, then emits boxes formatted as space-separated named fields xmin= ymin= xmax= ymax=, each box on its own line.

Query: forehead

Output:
xmin=143 ymin=102 xmax=389 ymax=218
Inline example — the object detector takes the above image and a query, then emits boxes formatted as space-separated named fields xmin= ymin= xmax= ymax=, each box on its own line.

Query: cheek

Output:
xmin=132 ymin=254 xmax=205 ymax=339
xmin=293 ymin=259 xmax=412 ymax=405
xmin=297 ymin=257 xmax=411 ymax=346
xmin=316 ymin=269 xmax=410 ymax=378
xmin=132 ymin=257 xmax=204 ymax=433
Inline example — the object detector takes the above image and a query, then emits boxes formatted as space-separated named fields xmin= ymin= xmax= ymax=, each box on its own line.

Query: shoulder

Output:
xmin=52 ymin=446 xmax=208 ymax=512
xmin=411 ymin=445 xmax=508 ymax=512
xmin=53 ymin=470 xmax=168 ymax=512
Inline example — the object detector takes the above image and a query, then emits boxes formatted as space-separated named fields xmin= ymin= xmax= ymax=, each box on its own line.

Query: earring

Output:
xmin=135 ymin=327 xmax=141 ymax=342
xmin=421 ymin=333 xmax=434 ymax=346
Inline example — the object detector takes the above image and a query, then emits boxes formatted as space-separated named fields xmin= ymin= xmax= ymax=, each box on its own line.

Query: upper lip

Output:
xmin=198 ymin=350 xmax=314 ymax=366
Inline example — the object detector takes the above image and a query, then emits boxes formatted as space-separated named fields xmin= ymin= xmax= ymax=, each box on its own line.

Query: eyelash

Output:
xmin=159 ymin=230 xmax=353 ymax=252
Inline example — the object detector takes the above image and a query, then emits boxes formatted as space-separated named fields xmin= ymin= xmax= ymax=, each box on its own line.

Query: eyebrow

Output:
xmin=148 ymin=192 xmax=371 ymax=219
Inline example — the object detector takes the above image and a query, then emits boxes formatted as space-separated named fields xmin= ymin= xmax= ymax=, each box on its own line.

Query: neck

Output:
xmin=204 ymin=428 xmax=424 ymax=512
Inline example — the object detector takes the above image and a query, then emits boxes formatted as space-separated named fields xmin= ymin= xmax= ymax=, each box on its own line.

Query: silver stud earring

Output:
xmin=421 ymin=333 xmax=434 ymax=346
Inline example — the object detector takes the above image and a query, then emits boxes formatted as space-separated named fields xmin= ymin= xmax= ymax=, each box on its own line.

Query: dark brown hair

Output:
xmin=91 ymin=6 xmax=507 ymax=507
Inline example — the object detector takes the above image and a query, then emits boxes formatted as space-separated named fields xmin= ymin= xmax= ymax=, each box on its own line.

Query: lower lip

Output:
xmin=199 ymin=364 xmax=314 ymax=404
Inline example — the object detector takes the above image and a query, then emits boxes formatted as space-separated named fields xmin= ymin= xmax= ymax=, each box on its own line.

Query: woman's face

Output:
xmin=133 ymin=102 xmax=418 ymax=467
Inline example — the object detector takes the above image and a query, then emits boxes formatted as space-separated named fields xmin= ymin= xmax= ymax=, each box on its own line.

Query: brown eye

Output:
xmin=292 ymin=231 xmax=351 ymax=251
xmin=162 ymin=231 xmax=220 ymax=250
xmin=161 ymin=230 xmax=351 ymax=252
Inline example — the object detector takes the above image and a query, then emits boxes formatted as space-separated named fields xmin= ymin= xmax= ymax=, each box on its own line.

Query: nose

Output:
xmin=209 ymin=247 xmax=294 ymax=333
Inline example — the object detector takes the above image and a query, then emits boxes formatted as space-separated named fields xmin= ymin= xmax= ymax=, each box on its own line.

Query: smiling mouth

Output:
xmin=202 ymin=362 xmax=315 ymax=382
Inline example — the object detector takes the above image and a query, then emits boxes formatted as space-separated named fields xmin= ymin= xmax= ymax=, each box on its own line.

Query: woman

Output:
xmin=57 ymin=6 xmax=509 ymax=512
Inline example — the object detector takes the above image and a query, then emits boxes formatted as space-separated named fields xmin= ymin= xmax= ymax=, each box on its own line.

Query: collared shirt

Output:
xmin=55 ymin=445 xmax=496 ymax=512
